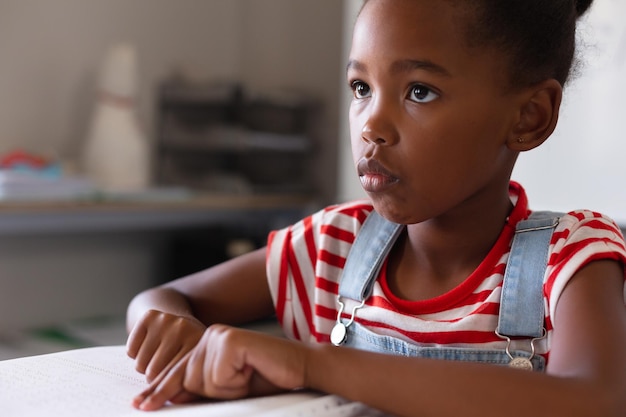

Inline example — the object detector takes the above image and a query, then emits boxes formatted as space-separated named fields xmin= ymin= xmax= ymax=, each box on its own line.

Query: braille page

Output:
xmin=0 ymin=345 xmax=343 ymax=417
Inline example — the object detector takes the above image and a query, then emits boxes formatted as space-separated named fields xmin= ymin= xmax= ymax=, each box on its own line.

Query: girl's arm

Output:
xmin=126 ymin=247 xmax=275 ymax=382
xmin=305 ymin=260 xmax=626 ymax=417
xmin=135 ymin=259 xmax=626 ymax=417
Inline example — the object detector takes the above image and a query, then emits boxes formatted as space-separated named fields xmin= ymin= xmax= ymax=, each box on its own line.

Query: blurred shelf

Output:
xmin=0 ymin=192 xmax=314 ymax=235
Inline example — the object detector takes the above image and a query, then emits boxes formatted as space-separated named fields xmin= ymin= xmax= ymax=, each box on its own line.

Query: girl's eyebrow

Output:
xmin=346 ymin=59 xmax=367 ymax=74
xmin=346 ymin=58 xmax=451 ymax=77
xmin=391 ymin=59 xmax=451 ymax=77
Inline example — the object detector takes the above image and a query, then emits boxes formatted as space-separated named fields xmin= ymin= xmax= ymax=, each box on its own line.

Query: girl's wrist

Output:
xmin=302 ymin=343 xmax=335 ymax=392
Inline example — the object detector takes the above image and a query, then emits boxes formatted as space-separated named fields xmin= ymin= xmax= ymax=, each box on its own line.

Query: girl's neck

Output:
xmin=386 ymin=185 xmax=515 ymax=301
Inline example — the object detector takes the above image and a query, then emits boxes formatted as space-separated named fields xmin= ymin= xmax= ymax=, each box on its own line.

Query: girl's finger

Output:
xmin=133 ymin=336 xmax=160 ymax=376
xmin=145 ymin=343 xmax=185 ymax=383
xmin=133 ymin=353 xmax=191 ymax=411
xmin=125 ymin=324 xmax=147 ymax=359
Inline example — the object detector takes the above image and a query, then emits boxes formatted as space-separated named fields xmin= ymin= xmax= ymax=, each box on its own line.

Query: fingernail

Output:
xmin=139 ymin=397 xmax=156 ymax=411
xmin=132 ymin=395 xmax=145 ymax=409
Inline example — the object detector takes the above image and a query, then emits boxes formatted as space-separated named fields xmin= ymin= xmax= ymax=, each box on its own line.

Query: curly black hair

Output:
xmin=466 ymin=0 xmax=594 ymax=87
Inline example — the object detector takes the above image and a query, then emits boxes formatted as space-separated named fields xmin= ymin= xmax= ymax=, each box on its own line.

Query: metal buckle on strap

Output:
xmin=515 ymin=217 xmax=560 ymax=234
xmin=495 ymin=328 xmax=546 ymax=371
xmin=330 ymin=295 xmax=365 ymax=346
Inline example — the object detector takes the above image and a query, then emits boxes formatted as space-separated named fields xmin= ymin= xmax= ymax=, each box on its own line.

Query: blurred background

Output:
xmin=0 ymin=0 xmax=347 ymax=201
xmin=0 ymin=0 xmax=353 ymax=359
xmin=0 ymin=0 xmax=623 ymax=359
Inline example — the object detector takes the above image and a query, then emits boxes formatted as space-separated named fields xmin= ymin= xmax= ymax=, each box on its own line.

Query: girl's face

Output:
xmin=349 ymin=0 xmax=522 ymax=224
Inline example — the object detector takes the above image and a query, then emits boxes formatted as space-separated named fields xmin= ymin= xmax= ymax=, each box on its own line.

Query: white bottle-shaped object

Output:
xmin=82 ymin=43 xmax=150 ymax=192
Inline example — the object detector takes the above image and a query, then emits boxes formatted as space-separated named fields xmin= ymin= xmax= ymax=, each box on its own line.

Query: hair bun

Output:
xmin=576 ymin=0 xmax=593 ymax=16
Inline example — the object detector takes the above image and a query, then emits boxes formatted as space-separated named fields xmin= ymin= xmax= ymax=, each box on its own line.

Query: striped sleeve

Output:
xmin=545 ymin=210 xmax=626 ymax=324
xmin=266 ymin=201 xmax=373 ymax=343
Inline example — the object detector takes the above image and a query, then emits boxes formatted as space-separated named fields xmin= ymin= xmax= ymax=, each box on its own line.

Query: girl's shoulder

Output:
xmin=553 ymin=209 xmax=625 ymax=240
xmin=310 ymin=199 xmax=376 ymax=230
xmin=546 ymin=209 xmax=626 ymax=266
xmin=319 ymin=199 xmax=375 ymax=216
xmin=541 ymin=209 xmax=626 ymax=322
xmin=270 ymin=200 xmax=376 ymax=247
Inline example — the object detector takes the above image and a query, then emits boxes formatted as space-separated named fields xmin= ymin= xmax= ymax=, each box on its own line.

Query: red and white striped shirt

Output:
xmin=266 ymin=182 xmax=626 ymax=362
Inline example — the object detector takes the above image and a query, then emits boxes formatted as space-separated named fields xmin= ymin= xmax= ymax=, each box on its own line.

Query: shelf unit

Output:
xmin=155 ymin=79 xmax=320 ymax=196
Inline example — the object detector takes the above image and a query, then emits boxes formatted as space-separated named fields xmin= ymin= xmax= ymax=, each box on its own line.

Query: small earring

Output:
xmin=516 ymin=137 xmax=524 ymax=144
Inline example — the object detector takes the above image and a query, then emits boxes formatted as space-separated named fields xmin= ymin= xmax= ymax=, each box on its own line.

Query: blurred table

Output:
xmin=0 ymin=192 xmax=315 ymax=330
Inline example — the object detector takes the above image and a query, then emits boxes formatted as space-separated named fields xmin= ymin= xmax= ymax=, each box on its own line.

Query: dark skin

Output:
xmin=126 ymin=249 xmax=274 ymax=383
xmin=126 ymin=1 xmax=626 ymax=415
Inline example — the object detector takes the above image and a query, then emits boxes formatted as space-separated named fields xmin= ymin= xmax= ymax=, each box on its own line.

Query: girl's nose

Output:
xmin=360 ymin=102 xmax=399 ymax=146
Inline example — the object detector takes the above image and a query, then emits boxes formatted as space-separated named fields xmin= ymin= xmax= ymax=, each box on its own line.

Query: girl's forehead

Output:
xmin=351 ymin=0 xmax=474 ymax=66
xmin=359 ymin=0 xmax=469 ymax=20
xmin=355 ymin=0 xmax=468 ymax=42
xmin=350 ymin=0 xmax=511 ymax=92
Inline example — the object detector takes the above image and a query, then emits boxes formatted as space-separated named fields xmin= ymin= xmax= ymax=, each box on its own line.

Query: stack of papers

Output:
xmin=0 ymin=171 xmax=96 ymax=201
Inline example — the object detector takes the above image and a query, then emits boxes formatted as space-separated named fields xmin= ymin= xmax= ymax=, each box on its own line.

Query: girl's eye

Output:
xmin=408 ymin=84 xmax=439 ymax=103
xmin=351 ymin=81 xmax=371 ymax=99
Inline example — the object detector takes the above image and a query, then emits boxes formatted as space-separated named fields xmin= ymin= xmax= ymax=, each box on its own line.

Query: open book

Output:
xmin=0 ymin=345 xmax=388 ymax=416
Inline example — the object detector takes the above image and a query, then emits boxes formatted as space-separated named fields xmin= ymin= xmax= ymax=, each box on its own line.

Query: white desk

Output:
xmin=0 ymin=345 xmax=371 ymax=417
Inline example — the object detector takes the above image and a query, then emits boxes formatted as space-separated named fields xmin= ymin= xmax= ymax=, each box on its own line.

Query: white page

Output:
xmin=0 ymin=345 xmax=349 ymax=417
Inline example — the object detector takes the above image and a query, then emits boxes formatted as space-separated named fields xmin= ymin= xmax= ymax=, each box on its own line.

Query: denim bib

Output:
xmin=331 ymin=210 xmax=561 ymax=372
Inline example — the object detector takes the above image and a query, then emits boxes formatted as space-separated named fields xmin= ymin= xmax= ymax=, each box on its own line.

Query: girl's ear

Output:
xmin=507 ymin=78 xmax=562 ymax=151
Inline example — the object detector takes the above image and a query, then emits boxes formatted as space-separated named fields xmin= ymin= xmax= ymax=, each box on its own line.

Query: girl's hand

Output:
xmin=132 ymin=325 xmax=308 ymax=411
xmin=126 ymin=309 xmax=206 ymax=383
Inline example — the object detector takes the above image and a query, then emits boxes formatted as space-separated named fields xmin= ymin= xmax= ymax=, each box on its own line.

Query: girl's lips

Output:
xmin=359 ymin=173 xmax=399 ymax=192
xmin=357 ymin=158 xmax=399 ymax=192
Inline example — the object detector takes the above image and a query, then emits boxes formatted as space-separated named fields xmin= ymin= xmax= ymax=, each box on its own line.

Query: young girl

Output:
xmin=126 ymin=1 xmax=626 ymax=415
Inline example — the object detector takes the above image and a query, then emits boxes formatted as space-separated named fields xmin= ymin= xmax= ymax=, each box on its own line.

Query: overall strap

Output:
xmin=338 ymin=210 xmax=562 ymax=339
xmin=338 ymin=211 xmax=403 ymax=301
xmin=496 ymin=211 xmax=562 ymax=338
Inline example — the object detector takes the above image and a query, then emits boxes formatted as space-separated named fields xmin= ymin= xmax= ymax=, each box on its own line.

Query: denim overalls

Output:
xmin=330 ymin=211 xmax=561 ymax=372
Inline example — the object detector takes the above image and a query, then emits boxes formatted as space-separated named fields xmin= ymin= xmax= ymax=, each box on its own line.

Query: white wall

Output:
xmin=0 ymin=0 xmax=242 ymax=158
